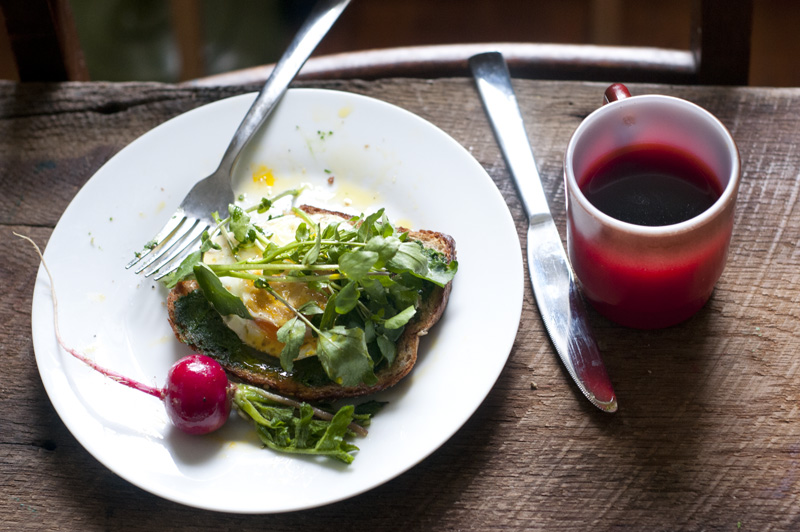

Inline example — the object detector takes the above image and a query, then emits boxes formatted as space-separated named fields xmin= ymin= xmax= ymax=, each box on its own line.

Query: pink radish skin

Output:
xmin=163 ymin=355 xmax=231 ymax=434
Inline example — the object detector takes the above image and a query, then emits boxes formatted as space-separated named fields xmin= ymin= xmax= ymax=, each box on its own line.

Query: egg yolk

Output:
xmin=241 ymin=279 xmax=328 ymax=351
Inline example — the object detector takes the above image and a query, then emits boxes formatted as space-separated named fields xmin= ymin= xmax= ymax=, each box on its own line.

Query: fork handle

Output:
xmin=216 ymin=0 xmax=351 ymax=175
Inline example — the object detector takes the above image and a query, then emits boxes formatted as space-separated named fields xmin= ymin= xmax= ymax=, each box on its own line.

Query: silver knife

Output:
xmin=469 ymin=51 xmax=617 ymax=413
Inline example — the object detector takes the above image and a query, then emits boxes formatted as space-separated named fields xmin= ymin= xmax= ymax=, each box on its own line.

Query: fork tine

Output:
xmin=134 ymin=217 xmax=199 ymax=274
xmin=126 ymin=209 xmax=186 ymax=270
xmin=152 ymin=236 xmax=204 ymax=281
xmin=142 ymin=222 xmax=208 ymax=278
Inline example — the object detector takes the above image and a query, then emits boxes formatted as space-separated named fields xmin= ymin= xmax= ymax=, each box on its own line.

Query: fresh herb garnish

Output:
xmin=164 ymin=190 xmax=458 ymax=389
xmin=193 ymin=263 xmax=252 ymax=319
xmin=233 ymin=384 xmax=374 ymax=464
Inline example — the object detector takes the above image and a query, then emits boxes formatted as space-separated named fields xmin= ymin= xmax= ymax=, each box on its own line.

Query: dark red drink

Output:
xmin=579 ymin=144 xmax=722 ymax=226
xmin=565 ymin=89 xmax=740 ymax=329
xmin=568 ymin=143 xmax=734 ymax=328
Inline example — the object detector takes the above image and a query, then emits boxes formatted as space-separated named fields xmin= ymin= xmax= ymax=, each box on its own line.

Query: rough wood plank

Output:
xmin=2 ymin=79 xmax=800 ymax=531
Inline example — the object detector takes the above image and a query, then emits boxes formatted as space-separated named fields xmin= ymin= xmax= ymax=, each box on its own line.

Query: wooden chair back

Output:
xmin=196 ymin=0 xmax=752 ymax=86
xmin=1 ymin=0 xmax=751 ymax=85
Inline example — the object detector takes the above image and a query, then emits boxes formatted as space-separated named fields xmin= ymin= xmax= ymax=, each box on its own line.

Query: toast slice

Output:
xmin=167 ymin=205 xmax=456 ymax=401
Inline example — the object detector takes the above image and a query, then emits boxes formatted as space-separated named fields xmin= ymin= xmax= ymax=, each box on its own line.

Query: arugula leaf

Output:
xmin=295 ymin=222 xmax=309 ymax=242
xmin=421 ymin=246 xmax=459 ymax=287
xmin=193 ymin=263 xmax=253 ymax=319
xmin=322 ymin=222 xmax=340 ymax=240
xmin=376 ymin=334 xmax=397 ymax=366
xmin=388 ymin=273 xmax=424 ymax=309
xmin=161 ymin=250 xmax=202 ymax=289
xmin=378 ymin=211 xmax=395 ymax=238
xmin=256 ymin=197 xmax=273 ymax=213
xmin=388 ymin=240 xmax=458 ymax=287
xmin=228 ymin=204 xmax=260 ymax=245
xmin=383 ymin=304 xmax=416 ymax=329
xmin=357 ymin=209 xmax=385 ymax=242
xmin=380 ymin=321 xmax=405 ymax=342
xmin=277 ymin=317 xmax=306 ymax=372
xmin=338 ymin=250 xmax=378 ymax=282
xmin=363 ymin=319 xmax=376 ymax=344
xmin=291 ymin=402 xmax=314 ymax=449
xmin=316 ymin=326 xmax=377 ymax=387
xmin=200 ymin=230 xmax=221 ymax=252
xmin=261 ymin=241 xmax=280 ymax=259
xmin=298 ymin=300 xmax=324 ymax=316
xmin=360 ymin=278 xmax=389 ymax=306
xmin=233 ymin=387 xmax=361 ymax=464
xmin=303 ymin=221 xmax=322 ymax=265
xmin=387 ymin=240 xmax=427 ymax=275
xmin=159 ymin=231 xmax=221 ymax=289
xmin=365 ymin=235 xmax=401 ymax=268
xmin=335 ymin=281 xmax=360 ymax=314
xmin=313 ymin=405 xmax=358 ymax=460
xmin=319 ymin=291 xmax=338 ymax=330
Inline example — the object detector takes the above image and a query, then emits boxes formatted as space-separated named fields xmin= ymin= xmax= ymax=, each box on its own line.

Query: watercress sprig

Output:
xmin=162 ymin=191 xmax=458 ymax=389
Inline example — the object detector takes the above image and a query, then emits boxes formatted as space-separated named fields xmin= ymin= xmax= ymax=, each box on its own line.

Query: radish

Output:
xmin=17 ymin=233 xmax=368 ymax=457
xmin=164 ymin=354 xmax=231 ymax=434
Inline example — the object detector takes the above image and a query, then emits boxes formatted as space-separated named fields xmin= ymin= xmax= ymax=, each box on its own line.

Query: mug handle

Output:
xmin=603 ymin=83 xmax=631 ymax=105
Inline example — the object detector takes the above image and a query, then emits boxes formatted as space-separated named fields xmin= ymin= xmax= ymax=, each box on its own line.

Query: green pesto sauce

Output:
xmin=171 ymin=289 xmax=331 ymax=388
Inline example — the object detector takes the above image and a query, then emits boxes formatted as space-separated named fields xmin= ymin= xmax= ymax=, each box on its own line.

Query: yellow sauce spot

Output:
xmin=335 ymin=182 xmax=380 ymax=211
xmin=338 ymin=106 xmax=352 ymax=118
xmin=155 ymin=201 xmax=166 ymax=213
xmin=252 ymin=164 xmax=276 ymax=186
xmin=148 ymin=335 xmax=172 ymax=347
xmin=88 ymin=292 xmax=106 ymax=303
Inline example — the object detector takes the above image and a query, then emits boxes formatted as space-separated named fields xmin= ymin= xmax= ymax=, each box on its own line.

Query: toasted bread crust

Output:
xmin=167 ymin=205 xmax=456 ymax=401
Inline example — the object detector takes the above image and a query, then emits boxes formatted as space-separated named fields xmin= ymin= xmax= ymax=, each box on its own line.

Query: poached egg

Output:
xmin=202 ymin=209 xmax=346 ymax=360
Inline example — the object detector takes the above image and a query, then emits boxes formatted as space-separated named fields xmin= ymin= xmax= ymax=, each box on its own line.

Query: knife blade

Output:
xmin=469 ymin=51 xmax=617 ymax=413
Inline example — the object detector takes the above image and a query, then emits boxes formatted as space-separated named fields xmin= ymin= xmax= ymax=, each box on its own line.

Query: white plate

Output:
xmin=31 ymin=89 xmax=523 ymax=513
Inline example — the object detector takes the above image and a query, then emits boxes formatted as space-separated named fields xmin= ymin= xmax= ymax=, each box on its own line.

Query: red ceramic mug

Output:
xmin=564 ymin=84 xmax=741 ymax=329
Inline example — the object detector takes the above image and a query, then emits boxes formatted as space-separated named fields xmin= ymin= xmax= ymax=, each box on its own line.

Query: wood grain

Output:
xmin=2 ymin=78 xmax=799 ymax=531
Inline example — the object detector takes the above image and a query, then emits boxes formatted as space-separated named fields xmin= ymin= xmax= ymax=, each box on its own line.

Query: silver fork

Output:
xmin=126 ymin=0 xmax=351 ymax=278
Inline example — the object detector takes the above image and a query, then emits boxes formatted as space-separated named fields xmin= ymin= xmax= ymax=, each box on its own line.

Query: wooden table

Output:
xmin=2 ymin=78 xmax=799 ymax=531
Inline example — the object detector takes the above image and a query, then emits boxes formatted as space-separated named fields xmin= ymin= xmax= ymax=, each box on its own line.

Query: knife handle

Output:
xmin=468 ymin=52 xmax=551 ymax=222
